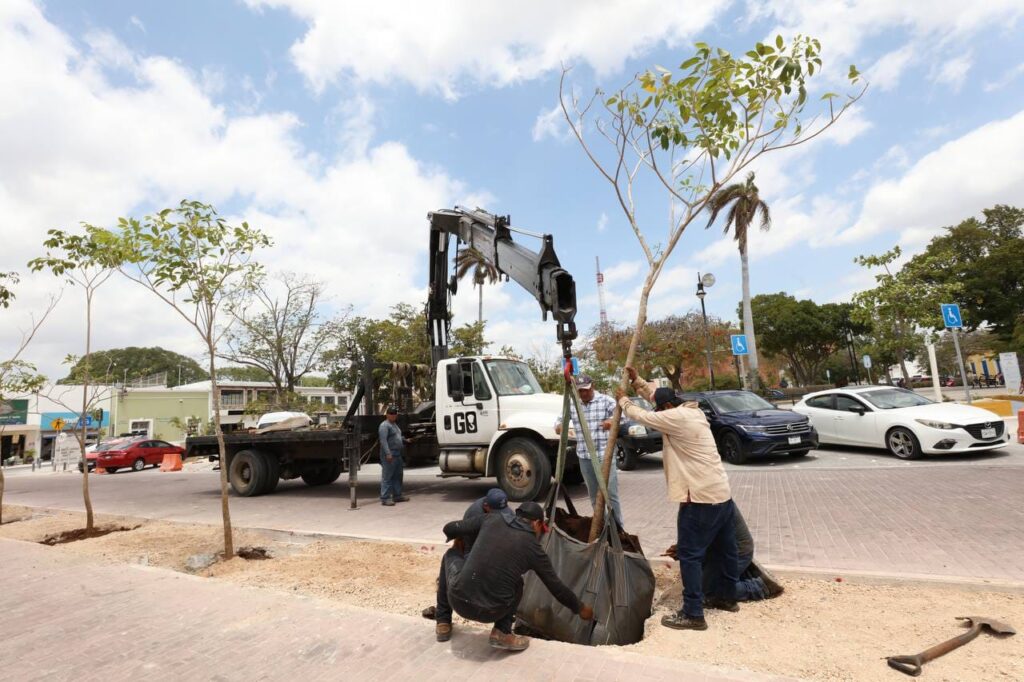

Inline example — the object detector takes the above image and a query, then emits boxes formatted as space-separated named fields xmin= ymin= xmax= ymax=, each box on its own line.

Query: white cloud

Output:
xmin=596 ymin=213 xmax=609 ymax=234
xmin=869 ymin=46 xmax=915 ymax=92
xmin=532 ymin=103 xmax=568 ymax=142
xmin=129 ymin=15 xmax=146 ymax=34
xmin=983 ymin=62 xmax=1024 ymax=92
xmin=837 ymin=109 xmax=1024 ymax=246
xmin=932 ymin=54 xmax=972 ymax=92
xmin=0 ymin=1 xmax=480 ymax=381
xmin=601 ymin=260 xmax=641 ymax=285
xmin=245 ymin=0 xmax=725 ymax=97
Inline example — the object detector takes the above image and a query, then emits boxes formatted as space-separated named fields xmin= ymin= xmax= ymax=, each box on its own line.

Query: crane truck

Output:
xmin=185 ymin=207 xmax=580 ymax=501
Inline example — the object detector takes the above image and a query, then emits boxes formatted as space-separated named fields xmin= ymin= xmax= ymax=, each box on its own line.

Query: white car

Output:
xmin=793 ymin=386 xmax=1010 ymax=459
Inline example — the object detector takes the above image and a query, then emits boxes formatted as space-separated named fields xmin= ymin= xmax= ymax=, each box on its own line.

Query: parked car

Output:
xmin=792 ymin=386 xmax=1011 ymax=459
xmin=679 ymin=390 xmax=818 ymax=464
xmin=87 ymin=438 xmax=184 ymax=473
xmin=615 ymin=397 xmax=664 ymax=470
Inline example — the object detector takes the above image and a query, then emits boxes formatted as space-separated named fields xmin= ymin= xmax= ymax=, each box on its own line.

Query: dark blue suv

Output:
xmin=680 ymin=390 xmax=818 ymax=464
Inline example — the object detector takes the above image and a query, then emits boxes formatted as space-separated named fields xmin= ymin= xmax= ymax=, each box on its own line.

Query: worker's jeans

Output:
xmin=441 ymin=548 xmax=521 ymax=633
xmin=677 ymin=500 xmax=739 ymax=619
xmin=704 ymin=551 xmax=764 ymax=601
xmin=578 ymin=456 xmax=624 ymax=527
xmin=380 ymin=452 xmax=404 ymax=501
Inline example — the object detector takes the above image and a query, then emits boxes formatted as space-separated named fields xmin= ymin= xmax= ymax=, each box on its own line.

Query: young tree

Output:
xmin=118 ymin=200 xmax=271 ymax=558
xmin=706 ymin=172 xmax=771 ymax=388
xmin=852 ymin=247 xmax=923 ymax=382
xmin=562 ymin=35 xmax=864 ymax=536
xmin=220 ymin=273 xmax=344 ymax=396
xmin=455 ymin=248 xmax=500 ymax=324
xmin=30 ymin=227 xmax=125 ymax=532
xmin=0 ymin=279 xmax=57 ymax=525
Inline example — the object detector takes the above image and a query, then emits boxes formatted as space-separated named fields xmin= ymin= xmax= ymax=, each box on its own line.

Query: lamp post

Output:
xmin=696 ymin=272 xmax=717 ymax=391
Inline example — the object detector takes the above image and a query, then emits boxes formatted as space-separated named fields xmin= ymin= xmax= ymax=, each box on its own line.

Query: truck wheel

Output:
xmin=228 ymin=450 xmax=267 ymax=497
xmin=615 ymin=443 xmax=639 ymax=471
xmin=300 ymin=461 xmax=343 ymax=486
xmin=497 ymin=437 xmax=552 ymax=502
xmin=257 ymin=451 xmax=280 ymax=494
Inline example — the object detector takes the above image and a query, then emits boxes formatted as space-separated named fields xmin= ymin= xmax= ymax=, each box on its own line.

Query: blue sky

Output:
xmin=2 ymin=0 xmax=1024 ymax=380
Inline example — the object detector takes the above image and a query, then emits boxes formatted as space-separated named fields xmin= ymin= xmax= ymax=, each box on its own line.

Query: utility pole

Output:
xmin=696 ymin=273 xmax=716 ymax=390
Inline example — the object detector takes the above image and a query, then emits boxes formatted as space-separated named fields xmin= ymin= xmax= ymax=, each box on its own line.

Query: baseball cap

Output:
xmin=484 ymin=488 xmax=508 ymax=510
xmin=385 ymin=405 xmax=399 ymax=414
xmin=575 ymin=374 xmax=594 ymax=390
xmin=653 ymin=387 xmax=681 ymax=408
xmin=516 ymin=501 xmax=545 ymax=521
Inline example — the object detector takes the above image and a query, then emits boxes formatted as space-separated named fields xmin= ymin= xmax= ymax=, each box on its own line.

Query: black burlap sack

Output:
xmin=515 ymin=499 xmax=655 ymax=646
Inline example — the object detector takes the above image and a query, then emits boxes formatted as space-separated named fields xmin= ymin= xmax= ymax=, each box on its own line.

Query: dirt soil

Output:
xmin=3 ymin=504 xmax=1022 ymax=682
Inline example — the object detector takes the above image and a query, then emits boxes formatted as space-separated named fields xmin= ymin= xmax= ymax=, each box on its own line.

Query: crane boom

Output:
xmin=427 ymin=206 xmax=577 ymax=368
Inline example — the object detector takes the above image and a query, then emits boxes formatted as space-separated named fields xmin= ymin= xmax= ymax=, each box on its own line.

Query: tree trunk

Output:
xmin=82 ymin=291 xmax=94 ymax=532
xmin=208 ymin=340 xmax=234 ymax=559
xmin=478 ymin=281 xmax=484 ymax=325
xmin=740 ymin=239 xmax=761 ymax=390
xmin=0 ymin=429 xmax=6 ymax=525
xmin=589 ymin=273 xmax=654 ymax=541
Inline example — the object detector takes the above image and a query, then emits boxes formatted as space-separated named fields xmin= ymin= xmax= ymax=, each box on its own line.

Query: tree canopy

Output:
xmin=59 ymin=346 xmax=208 ymax=386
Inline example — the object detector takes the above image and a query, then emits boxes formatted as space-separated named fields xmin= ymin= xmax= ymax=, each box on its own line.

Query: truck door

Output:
xmin=437 ymin=359 xmax=499 ymax=446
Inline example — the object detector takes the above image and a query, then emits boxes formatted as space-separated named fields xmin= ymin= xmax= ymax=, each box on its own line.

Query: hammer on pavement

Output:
xmin=886 ymin=616 xmax=1015 ymax=677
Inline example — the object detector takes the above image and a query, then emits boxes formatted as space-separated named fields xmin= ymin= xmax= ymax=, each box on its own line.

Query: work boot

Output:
xmin=661 ymin=612 xmax=708 ymax=631
xmin=435 ymin=622 xmax=452 ymax=642
xmin=488 ymin=627 xmax=530 ymax=651
xmin=395 ymin=495 xmax=411 ymax=502
xmin=381 ymin=498 xmax=395 ymax=506
xmin=758 ymin=568 xmax=785 ymax=598
xmin=703 ymin=597 xmax=739 ymax=612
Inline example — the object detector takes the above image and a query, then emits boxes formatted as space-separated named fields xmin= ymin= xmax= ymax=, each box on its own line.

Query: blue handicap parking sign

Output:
xmin=731 ymin=334 xmax=749 ymax=355
xmin=940 ymin=304 xmax=963 ymax=329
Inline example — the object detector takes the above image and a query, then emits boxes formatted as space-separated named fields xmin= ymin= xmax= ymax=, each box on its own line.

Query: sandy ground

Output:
xmin=2 ymin=504 xmax=1021 ymax=682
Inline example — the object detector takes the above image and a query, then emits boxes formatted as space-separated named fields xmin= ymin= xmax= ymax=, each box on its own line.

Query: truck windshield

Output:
xmin=483 ymin=359 xmax=544 ymax=396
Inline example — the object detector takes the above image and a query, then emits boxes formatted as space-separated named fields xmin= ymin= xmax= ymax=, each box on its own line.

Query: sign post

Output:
xmin=941 ymin=303 xmax=971 ymax=404
xmin=731 ymin=335 xmax=749 ymax=390
xmin=862 ymin=354 xmax=873 ymax=385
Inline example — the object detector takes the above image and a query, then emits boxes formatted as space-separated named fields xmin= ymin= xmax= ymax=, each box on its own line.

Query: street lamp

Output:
xmin=696 ymin=272 xmax=717 ymax=391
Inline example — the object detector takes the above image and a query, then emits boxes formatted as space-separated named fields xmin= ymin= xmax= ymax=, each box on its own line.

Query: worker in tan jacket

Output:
xmin=615 ymin=366 xmax=739 ymax=631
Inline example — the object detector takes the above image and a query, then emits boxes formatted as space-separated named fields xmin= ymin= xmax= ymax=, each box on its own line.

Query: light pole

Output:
xmin=696 ymin=272 xmax=716 ymax=391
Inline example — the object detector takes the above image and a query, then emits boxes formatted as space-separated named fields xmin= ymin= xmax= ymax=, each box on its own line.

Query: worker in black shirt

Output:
xmin=435 ymin=501 xmax=594 ymax=650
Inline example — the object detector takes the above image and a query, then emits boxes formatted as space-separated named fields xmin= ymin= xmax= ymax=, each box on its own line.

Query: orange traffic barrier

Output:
xmin=160 ymin=452 xmax=183 ymax=472
xmin=93 ymin=464 xmax=107 ymax=475
xmin=1018 ymin=409 xmax=1024 ymax=444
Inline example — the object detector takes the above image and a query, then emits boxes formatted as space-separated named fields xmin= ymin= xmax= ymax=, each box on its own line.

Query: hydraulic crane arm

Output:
xmin=427 ymin=206 xmax=577 ymax=368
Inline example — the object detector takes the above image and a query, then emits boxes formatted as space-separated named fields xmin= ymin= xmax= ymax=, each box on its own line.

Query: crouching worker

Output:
xmin=434 ymin=501 xmax=594 ymax=650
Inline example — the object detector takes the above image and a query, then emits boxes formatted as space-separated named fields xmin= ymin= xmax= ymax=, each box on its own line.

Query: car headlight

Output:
xmin=627 ymin=424 xmax=648 ymax=437
xmin=738 ymin=424 xmax=768 ymax=434
xmin=915 ymin=419 xmax=955 ymax=430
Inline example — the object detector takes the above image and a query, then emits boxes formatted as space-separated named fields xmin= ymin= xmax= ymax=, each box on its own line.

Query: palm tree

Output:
xmin=455 ymin=247 xmax=500 ymax=324
xmin=706 ymin=171 xmax=771 ymax=390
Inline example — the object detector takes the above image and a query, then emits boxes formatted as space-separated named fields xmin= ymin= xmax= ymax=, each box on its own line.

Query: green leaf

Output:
xmin=775 ymin=34 xmax=784 ymax=49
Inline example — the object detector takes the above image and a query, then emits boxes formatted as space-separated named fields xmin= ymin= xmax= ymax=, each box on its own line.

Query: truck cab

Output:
xmin=437 ymin=356 xmax=565 ymax=501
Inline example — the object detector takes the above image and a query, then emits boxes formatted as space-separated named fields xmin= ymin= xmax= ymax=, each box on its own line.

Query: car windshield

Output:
xmin=859 ymin=388 xmax=934 ymax=409
xmin=483 ymin=359 xmax=544 ymax=396
xmin=707 ymin=392 xmax=775 ymax=414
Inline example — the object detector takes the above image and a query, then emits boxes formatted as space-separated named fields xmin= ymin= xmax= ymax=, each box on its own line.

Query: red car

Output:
xmin=90 ymin=438 xmax=185 ymax=473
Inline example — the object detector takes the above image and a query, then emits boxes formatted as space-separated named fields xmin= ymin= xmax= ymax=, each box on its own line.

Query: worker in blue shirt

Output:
xmin=378 ymin=405 xmax=410 ymax=506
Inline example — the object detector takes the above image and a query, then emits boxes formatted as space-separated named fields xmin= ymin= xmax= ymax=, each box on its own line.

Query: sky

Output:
xmin=2 ymin=0 xmax=1023 ymax=383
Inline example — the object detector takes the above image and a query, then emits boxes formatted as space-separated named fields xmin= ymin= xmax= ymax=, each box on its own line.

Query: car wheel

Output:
xmin=105 ymin=467 xmax=118 ymax=474
xmin=719 ymin=431 xmax=748 ymax=465
xmin=886 ymin=427 xmax=922 ymax=460
xmin=229 ymin=449 xmax=267 ymax=496
xmin=615 ymin=443 xmax=639 ymax=471
xmin=497 ymin=437 xmax=552 ymax=502
xmin=132 ymin=458 xmax=146 ymax=472
xmin=790 ymin=449 xmax=810 ymax=457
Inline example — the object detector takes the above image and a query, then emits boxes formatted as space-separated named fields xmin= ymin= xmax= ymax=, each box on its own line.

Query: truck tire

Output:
xmin=257 ymin=450 xmax=280 ymax=495
xmin=496 ymin=437 xmax=552 ymax=502
xmin=228 ymin=450 xmax=267 ymax=497
xmin=300 ymin=460 xmax=343 ymax=487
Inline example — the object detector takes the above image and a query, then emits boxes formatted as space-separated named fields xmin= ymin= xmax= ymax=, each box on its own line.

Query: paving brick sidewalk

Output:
xmin=0 ymin=539 xmax=792 ymax=682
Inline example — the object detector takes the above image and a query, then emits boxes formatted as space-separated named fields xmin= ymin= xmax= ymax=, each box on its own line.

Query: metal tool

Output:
xmin=886 ymin=616 xmax=1015 ymax=677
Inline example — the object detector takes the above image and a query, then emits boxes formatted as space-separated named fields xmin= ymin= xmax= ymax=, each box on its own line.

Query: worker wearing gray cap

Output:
xmin=378 ymin=405 xmax=410 ymax=506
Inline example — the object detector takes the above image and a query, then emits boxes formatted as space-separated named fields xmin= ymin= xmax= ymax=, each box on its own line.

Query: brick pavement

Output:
xmin=0 ymin=538 xmax=793 ymax=682
xmin=5 ymin=452 xmax=1023 ymax=584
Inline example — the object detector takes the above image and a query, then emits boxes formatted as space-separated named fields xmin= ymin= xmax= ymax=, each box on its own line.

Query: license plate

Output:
xmin=981 ymin=427 xmax=996 ymax=439
xmin=788 ymin=436 xmax=801 ymax=445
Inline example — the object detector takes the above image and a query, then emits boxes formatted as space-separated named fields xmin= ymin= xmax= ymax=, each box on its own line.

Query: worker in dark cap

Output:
xmin=433 ymin=501 xmax=594 ymax=650
xmin=378 ymin=405 xmax=409 ymax=506
xmin=616 ymin=367 xmax=739 ymax=631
